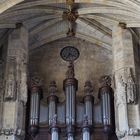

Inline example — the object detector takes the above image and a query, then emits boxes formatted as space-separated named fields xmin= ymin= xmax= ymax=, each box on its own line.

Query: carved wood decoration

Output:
xmin=27 ymin=47 xmax=117 ymax=140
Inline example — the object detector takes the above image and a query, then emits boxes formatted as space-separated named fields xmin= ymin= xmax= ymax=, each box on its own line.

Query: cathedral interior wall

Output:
xmin=29 ymin=37 xmax=112 ymax=102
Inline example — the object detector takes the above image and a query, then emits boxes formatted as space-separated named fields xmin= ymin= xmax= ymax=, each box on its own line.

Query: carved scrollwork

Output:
xmin=84 ymin=81 xmax=93 ymax=95
xmin=99 ymin=75 xmax=111 ymax=87
xmin=48 ymin=81 xmax=57 ymax=95
xmin=30 ymin=74 xmax=42 ymax=88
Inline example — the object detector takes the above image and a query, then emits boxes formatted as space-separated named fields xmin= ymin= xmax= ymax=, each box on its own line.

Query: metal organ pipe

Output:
xmin=82 ymin=81 xmax=94 ymax=140
xmin=63 ymin=62 xmax=78 ymax=140
xmin=29 ymin=76 xmax=42 ymax=137
xmin=82 ymin=115 xmax=91 ymax=140
xmin=51 ymin=128 xmax=59 ymax=140
xmin=68 ymin=133 xmax=74 ymax=140
xmin=83 ymin=81 xmax=94 ymax=126
xmin=99 ymin=76 xmax=114 ymax=134
xmin=47 ymin=81 xmax=58 ymax=125
xmin=47 ymin=81 xmax=59 ymax=140
xmin=82 ymin=127 xmax=90 ymax=140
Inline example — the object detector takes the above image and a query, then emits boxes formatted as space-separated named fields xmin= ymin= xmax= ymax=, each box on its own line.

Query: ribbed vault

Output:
xmin=0 ymin=0 xmax=140 ymax=51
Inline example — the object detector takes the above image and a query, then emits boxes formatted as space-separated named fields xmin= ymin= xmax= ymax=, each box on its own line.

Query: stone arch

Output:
xmin=0 ymin=0 xmax=24 ymax=14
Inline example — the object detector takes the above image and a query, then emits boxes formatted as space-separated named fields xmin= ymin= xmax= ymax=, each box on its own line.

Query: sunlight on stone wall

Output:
xmin=0 ymin=0 xmax=24 ymax=14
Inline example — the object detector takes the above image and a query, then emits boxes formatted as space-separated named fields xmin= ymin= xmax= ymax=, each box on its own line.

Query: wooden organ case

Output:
xmin=26 ymin=46 xmax=118 ymax=140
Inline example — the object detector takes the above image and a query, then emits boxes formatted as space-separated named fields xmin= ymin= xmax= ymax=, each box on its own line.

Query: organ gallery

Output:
xmin=28 ymin=46 xmax=116 ymax=140
xmin=0 ymin=1 xmax=140 ymax=140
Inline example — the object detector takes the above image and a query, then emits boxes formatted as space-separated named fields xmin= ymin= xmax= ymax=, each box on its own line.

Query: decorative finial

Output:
xmin=99 ymin=75 xmax=111 ymax=87
xmin=51 ymin=114 xmax=57 ymax=126
xmin=83 ymin=115 xmax=88 ymax=125
xmin=84 ymin=81 xmax=93 ymax=95
xmin=48 ymin=81 xmax=57 ymax=95
xmin=66 ymin=62 xmax=75 ymax=79
xmin=30 ymin=73 xmax=42 ymax=88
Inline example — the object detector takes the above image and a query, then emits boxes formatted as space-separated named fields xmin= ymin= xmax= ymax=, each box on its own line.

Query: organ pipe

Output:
xmin=68 ymin=133 xmax=74 ymax=140
xmin=29 ymin=76 xmax=42 ymax=137
xmin=50 ymin=115 xmax=59 ymax=140
xmin=82 ymin=128 xmax=90 ymax=140
xmin=63 ymin=62 xmax=78 ymax=139
xmin=51 ymin=128 xmax=59 ymax=140
xmin=82 ymin=116 xmax=90 ymax=140
xmin=47 ymin=81 xmax=59 ymax=140
xmin=47 ymin=81 xmax=58 ymax=125
xmin=83 ymin=81 xmax=94 ymax=126
xmin=98 ymin=75 xmax=114 ymax=134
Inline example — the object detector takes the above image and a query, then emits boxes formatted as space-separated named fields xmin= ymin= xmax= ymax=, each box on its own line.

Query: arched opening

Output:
xmin=0 ymin=1 xmax=140 ymax=140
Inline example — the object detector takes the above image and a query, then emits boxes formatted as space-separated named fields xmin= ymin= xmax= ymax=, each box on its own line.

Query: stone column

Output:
xmin=0 ymin=53 xmax=4 ymax=131
xmin=0 ymin=24 xmax=28 ymax=140
xmin=113 ymin=23 xmax=140 ymax=140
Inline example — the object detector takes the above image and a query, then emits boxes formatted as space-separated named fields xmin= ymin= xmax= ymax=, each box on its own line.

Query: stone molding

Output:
xmin=0 ymin=128 xmax=25 ymax=136
xmin=116 ymin=128 xmax=140 ymax=139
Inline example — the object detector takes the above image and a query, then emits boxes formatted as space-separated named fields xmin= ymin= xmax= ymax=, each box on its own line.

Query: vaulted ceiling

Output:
xmin=0 ymin=0 xmax=140 ymax=51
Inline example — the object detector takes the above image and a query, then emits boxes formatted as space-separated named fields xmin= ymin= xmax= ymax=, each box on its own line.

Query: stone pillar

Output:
xmin=0 ymin=52 xmax=4 ymax=131
xmin=113 ymin=24 xmax=140 ymax=140
xmin=0 ymin=24 xmax=28 ymax=140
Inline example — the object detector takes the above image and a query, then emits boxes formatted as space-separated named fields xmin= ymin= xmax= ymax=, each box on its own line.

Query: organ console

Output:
xmin=27 ymin=46 xmax=117 ymax=140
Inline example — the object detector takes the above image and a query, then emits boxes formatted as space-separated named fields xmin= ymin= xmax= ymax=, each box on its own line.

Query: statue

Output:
xmin=19 ymin=57 xmax=28 ymax=104
xmin=66 ymin=62 xmax=75 ymax=79
xmin=4 ymin=57 xmax=16 ymax=100
xmin=126 ymin=68 xmax=136 ymax=104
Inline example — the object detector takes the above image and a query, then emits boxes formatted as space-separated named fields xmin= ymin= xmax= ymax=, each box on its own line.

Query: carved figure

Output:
xmin=66 ymin=62 xmax=75 ymax=79
xmin=19 ymin=59 xmax=28 ymax=103
xmin=126 ymin=68 xmax=136 ymax=104
xmin=5 ymin=58 xmax=16 ymax=100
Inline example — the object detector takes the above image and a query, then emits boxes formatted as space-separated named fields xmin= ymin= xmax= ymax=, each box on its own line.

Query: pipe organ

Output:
xmin=27 ymin=46 xmax=117 ymax=140
xmin=29 ymin=76 xmax=42 ymax=137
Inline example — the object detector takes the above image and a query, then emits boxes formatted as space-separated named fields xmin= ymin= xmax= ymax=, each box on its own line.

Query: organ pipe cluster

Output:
xmin=29 ymin=76 xmax=42 ymax=137
xmin=47 ymin=81 xmax=59 ymax=140
xmin=63 ymin=62 xmax=77 ymax=140
xmin=28 ymin=64 xmax=115 ymax=140
xmin=98 ymin=75 xmax=115 ymax=134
